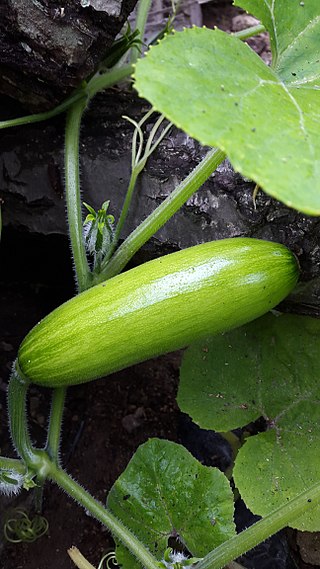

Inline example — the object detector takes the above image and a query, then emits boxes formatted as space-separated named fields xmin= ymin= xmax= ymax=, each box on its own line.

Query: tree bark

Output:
xmin=0 ymin=0 xmax=137 ymax=110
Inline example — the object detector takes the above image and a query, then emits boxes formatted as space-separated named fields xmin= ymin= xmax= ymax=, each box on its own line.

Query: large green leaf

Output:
xmin=107 ymin=439 xmax=235 ymax=568
xmin=134 ymin=2 xmax=320 ymax=214
xmin=178 ymin=313 xmax=320 ymax=530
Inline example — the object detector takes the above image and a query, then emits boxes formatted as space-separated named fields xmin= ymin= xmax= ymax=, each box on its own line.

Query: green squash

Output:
xmin=17 ymin=238 xmax=299 ymax=387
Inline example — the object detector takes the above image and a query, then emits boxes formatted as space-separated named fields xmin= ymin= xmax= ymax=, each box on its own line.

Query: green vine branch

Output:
xmin=49 ymin=464 xmax=160 ymax=569
xmin=65 ymin=98 xmax=92 ymax=292
xmin=46 ymin=387 xmax=66 ymax=464
xmin=0 ymin=92 xmax=86 ymax=131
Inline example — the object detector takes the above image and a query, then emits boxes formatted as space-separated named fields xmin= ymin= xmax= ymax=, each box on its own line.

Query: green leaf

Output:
xmin=178 ymin=313 xmax=320 ymax=530
xmin=134 ymin=9 xmax=320 ymax=215
xmin=107 ymin=439 xmax=235 ymax=568
xmin=236 ymin=0 xmax=320 ymax=82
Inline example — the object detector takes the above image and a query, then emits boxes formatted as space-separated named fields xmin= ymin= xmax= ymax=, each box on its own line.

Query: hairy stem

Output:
xmin=65 ymin=98 xmax=92 ymax=292
xmin=0 ymin=456 xmax=27 ymax=473
xmin=8 ymin=365 xmax=36 ymax=467
xmin=8 ymin=366 xmax=52 ymax=489
xmin=46 ymin=387 xmax=66 ymax=464
xmin=49 ymin=465 xmax=160 ymax=569
xmin=95 ymin=148 xmax=226 ymax=283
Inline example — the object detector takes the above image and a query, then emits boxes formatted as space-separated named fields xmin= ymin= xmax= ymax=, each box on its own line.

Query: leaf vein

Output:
xmin=281 ymin=81 xmax=315 ymax=164
xmin=281 ymin=15 xmax=320 ymax=58
xmin=262 ymin=0 xmax=279 ymax=62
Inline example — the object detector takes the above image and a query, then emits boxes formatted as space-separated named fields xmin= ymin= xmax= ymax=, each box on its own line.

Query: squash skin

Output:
xmin=17 ymin=238 xmax=299 ymax=387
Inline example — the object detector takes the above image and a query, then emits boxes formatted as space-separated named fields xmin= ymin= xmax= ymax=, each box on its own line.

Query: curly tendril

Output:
xmin=4 ymin=508 xmax=49 ymax=543
xmin=98 ymin=551 xmax=119 ymax=569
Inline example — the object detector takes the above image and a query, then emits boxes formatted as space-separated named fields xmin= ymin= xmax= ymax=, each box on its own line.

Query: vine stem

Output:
xmin=197 ymin=485 xmax=320 ymax=569
xmin=234 ymin=24 xmax=265 ymax=41
xmin=94 ymin=147 xmax=226 ymax=283
xmin=49 ymin=465 xmax=159 ymax=569
xmin=8 ymin=366 xmax=36 ymax=467
xmin=0 ymin=457 xmax=27 ymax=473
xmin=46 ymin=387 xmax=66 ymax=464
xmin=64 ymin=65 xmax=137 ymax=293
xmin=86 ymin=65 xmax=133 ymax=100
xmin=112 ymin=168 xmax=140 ymax=249
xmin=7 ymin=367 xmax=52 ymax=483
xmin=65 ymin=98 xmax=92 ymax=292
xmin=0 ymin=92 xmax=86 ymax=130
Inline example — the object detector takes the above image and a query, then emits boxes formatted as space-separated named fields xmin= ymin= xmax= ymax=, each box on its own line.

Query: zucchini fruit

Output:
xmin=17 ymin=238 xmax=299 ymax=387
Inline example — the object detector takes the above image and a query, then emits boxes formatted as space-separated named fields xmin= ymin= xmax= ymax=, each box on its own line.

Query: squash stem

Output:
xmin=46 ymin=387 xmax=67 ymax=465
xmin=8 ymin=365 xmax=36 ymax=467
xmin=95 ymin=147 xmax=226 ymax=282
xmin=8 ymin=366 xmax=59 ymax=483
xmin=197 ymin=483 xmax=320 ymax=569
xmin=49 ymin=465 xmax=160 ymax=569
xmin=65 ymin=98 xmax=92 ymax=293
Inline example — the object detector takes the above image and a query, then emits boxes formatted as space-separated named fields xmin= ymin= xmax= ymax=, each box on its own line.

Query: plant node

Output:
xmin=158 ymin=547 xmax=202 ymax=568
